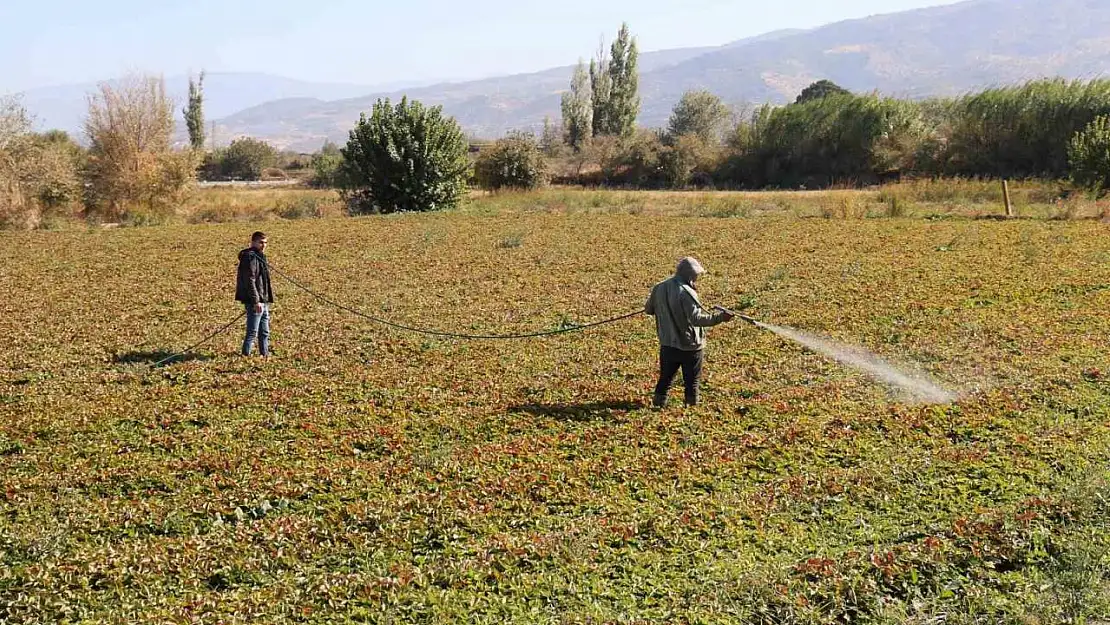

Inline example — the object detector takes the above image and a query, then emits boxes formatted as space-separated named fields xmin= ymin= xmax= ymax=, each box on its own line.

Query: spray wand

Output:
xmin=713 ymin=305 xmax=759 ymax=326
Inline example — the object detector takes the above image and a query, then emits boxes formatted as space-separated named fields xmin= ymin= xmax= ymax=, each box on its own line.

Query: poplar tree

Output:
xmin=561 ymin=60 xmax=593 ymax=151
xmin=606 ymin=23 xmax=640 ymax=137
xmin=183 ymin=71 xmax=206 ymax=150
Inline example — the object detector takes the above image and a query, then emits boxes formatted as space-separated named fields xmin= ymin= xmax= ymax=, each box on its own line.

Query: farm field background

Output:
xmin=3 ymin=189 xmax=1110 ymax=622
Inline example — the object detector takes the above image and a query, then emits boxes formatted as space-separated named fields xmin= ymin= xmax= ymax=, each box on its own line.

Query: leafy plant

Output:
xmin=219 ymin=137 xmax=280 ymax=181
xmin=1069 ymin=114 xmax=1110 ymax=197
xmin=474 ymin=131 xmax=549 ymax=191
xmin=340 ymin=97 xmax=469 ymax=214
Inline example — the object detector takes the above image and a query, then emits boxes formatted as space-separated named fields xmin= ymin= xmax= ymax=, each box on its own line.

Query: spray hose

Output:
xmin=141 ymin=254 xmax=764 ymax=368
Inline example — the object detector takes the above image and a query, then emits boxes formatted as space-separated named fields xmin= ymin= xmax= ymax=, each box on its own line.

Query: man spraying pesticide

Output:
xmin=644 ymin=257 xmax=737 ymax=408
xmin=644 ymin=257 xmax=956 ymax=407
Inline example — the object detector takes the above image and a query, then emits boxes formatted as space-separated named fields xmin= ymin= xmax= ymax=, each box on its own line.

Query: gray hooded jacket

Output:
xmin=644 ymin=258 xmax=728 ymax=351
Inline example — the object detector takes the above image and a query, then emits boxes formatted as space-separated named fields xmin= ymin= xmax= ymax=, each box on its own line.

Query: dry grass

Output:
xmin=465 ymin=179 xmax=1076 ymax=220
xmin=3 ymin=178 xmax=1099 ymax=230
xmin=182 ymin=187 xmax=345 ymax=223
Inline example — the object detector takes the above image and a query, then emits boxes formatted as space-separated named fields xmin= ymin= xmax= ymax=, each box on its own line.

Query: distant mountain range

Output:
xmin=12 ymin=73 xmax=441 ymax=140
xmin=12 ymin=0 xmax=1110 ymax=152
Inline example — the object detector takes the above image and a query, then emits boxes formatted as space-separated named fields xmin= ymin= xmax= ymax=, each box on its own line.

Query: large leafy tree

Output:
xmin=340 ymin=97 xmax=469 ymax=214
xmin=590 ymin=23 xmax=640 ymax=137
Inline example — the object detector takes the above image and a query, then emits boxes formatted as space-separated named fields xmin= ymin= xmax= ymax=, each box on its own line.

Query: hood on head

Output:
xmin=675 ymin=257 xmax=705 ymax=282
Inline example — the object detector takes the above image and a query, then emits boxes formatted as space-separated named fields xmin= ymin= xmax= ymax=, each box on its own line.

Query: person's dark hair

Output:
xmin=251 ymin=231 xmax=267 ymax=243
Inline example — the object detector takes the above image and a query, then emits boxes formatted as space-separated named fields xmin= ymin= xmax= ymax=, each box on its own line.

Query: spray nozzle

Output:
xmin=714 ymin=305 xmax=759 ymax=325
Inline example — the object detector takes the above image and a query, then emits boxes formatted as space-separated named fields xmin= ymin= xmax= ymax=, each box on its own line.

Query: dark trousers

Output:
xmin=653 ymin=346 xmax=704 ymax=407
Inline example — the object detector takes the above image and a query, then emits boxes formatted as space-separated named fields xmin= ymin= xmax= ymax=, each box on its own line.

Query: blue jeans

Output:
xmin=242 ymin=303 xmax=271 ymax=356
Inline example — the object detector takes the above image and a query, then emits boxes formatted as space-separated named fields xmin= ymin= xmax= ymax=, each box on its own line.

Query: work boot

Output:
xmin=652 ymin=394 xmax=667 ymax=409
xmin=684 ymin=394 xmax=698 ymax=407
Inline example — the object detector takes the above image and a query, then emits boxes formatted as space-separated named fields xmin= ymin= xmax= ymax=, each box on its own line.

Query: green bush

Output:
xmin=939 ymin=79 xmax=1110 ymax=179
xmin=474 ymin=131 xmax=549 ymax=191
xmin=219 ymin=138 xmax=279 ymax=181
xmin=602 ymin=130 xmax=665 ymax=188
xmin=667 ymin=90 xmax=730 ymax=144
xmin=340 ymin=97 xmax=469 ymax=214
xmin=721 ymin=94 xmax=926 ymax=188
xmin=1069 ymin=115 xmax=1110 ymax=196
xmin=309 ymin=141 xmax=344 ymax=188
xmin=659 ymin=134 xmax=721 ymax=188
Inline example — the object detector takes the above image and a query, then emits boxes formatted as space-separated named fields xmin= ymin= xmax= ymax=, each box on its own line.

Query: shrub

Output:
xmin=310 ymin=141 xmax=344 ymax=188
xmin=219 ymin=137 xmax=279 ymax=181
xmin=340 ymin=97 xmax=469 ymax=214
xmin=667 ymin=90 xmax=730 ymax=144
xmin=1069 ymin=115 xmax=1110 ymax=196
xmin=720 ymin=95 xmax=927 ymax=189
xmin=474 ymin=131 xmax=549 ymax=191
xmin=277 ymin=196 xmax=324 ymax=219
xmin=940 ymin=79 xmax=1110 ymax=179
xmin=601 ymin=130 xmax=665 ymax=187
xmin=0 ymin=117 xmax=84 ymax=230
xmin=659 ymin=134 xmax=722 ymax=189
xmin=83 ymin=74 xmax=197 ymax=222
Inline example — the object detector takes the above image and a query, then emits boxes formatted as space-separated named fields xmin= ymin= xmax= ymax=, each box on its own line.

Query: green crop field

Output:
xmin=2 ymin=200 xmax=1110 ymax=623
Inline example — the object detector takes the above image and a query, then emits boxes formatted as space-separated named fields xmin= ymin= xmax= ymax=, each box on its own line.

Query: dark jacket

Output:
xmin=236 ymin=248 xmax=273 ymax=306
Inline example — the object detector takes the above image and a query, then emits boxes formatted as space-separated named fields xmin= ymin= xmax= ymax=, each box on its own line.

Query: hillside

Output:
xmin=217 ymin=0 xmax=1110 ymax=150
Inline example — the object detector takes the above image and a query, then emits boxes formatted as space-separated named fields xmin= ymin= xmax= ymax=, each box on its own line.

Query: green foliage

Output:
xmin=606 ymin=23 xmax=640 ymax=138
xmin=667 ymin=90 xmax=730 ymax=144
xmin=1068 ymin=115 xmax=1110 ymax=196
xmin=659 ymin=134 xmax=720 ymax=188
xmin=28 ymin=131 xmax=84 ymax=209
xmin=474 ymin=131 xmax=549 ymax=191
xmin=722 ymin=94 xmax=927 ymax=188
xmin=219 ymin=137 xmax=279 ymax=181
xmin=561 ymin=61 xmax=593 ymax=152
xmin=340 ymin=97 xmax=469 ymax=214
xmin=590 ymin=23 xmax=639 ymax=138
xmin=589 ymin=53 xmax=611 ymax=138
xmin=594 ymin=130 xmax=720 ymax=189
xmin=795 ymin=79 xmax=851 ymax=104
xmin=597 ymin=131 xmax=662 ymax=187
xmin=939 ymin=79 xmax=1110 ymax=179
xmin=309 ymin=140 xmax=345 ymax=188
xmin=183 ymin=71 xmax=206 ymax=151
xmin=539 ymin=116 xmax=564 ymax=157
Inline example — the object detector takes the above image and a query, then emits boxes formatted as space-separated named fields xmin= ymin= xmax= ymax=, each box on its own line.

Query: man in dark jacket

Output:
xmin=236 ymin=231 xmax=274 ymax=357
xmin=645 ymin=257 xmax=734 ymax=407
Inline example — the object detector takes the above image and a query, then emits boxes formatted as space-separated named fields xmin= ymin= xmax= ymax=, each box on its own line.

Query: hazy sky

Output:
xmin=1 ymin=0 xmax=964 ymax=93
